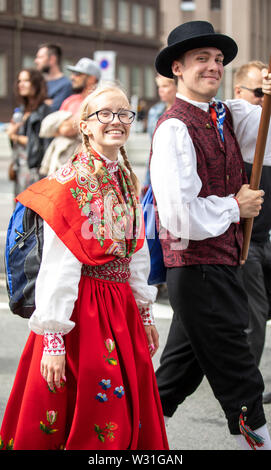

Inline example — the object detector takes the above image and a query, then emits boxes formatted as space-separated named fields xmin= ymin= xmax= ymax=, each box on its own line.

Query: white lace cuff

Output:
xmin=43 ymin=332 xmax=66 ymax=355
xmin=138 ymin=305 xmax=155 ymax=326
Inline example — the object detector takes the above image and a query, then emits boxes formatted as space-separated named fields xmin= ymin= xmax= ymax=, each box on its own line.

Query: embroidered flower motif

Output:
xmin=94 ymin=422 xmax=118 ymax=443
xmin=104 ymin=339 xmax=118 ymax=366
xmin=70 ymin=188 xmax=88 ymax=208
xmin=48 ymin=379 xmax=66 ymax=394
xmin=95 ymin=393 xmax=108 ymax=402
xmin=0 ymin=436 xmax=12 ymax=450
xmin=114 ymin=386 xmax=125 ymax=398
xmin=99 ymin=379 xmax=111 ymax=390
xmin=40 ymin=410 xmax=58 ymax=434
xmin=105 ymin=338 xmax=115 ymax=353
xmin=51 ymin=162 xmax=76 ymax=184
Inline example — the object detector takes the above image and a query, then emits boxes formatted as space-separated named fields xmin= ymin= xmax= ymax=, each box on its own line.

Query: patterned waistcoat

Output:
xmin=151 ymin=97 xmax=248 ymax=267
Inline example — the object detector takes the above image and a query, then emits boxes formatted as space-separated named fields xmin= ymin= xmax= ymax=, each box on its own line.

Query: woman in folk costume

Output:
xmin=0 ymin=83 xmax=169 ymax=451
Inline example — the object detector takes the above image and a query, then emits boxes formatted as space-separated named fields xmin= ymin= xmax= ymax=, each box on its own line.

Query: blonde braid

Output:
xmin=119 ymin=146 xmax=140 ymax=197
xmin=81 ymin=131 xmax=103 ymax=176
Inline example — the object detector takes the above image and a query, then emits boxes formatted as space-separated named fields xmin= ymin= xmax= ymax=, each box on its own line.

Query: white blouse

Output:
xmin=29 ymin=151 xmax=157 ymax=337
xmin=150 ymin=94 xmax=271 ymax=241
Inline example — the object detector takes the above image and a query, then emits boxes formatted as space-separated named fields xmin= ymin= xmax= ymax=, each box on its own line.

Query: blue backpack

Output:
xmin=142 ymin=185 xmax=166 ymax=285
xmin=5 ymin=202 xmax=44 ymax=318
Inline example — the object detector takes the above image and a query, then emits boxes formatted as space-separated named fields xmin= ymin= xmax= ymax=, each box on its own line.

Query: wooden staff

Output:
xmin=241 ymin=57 xmax=271 ymax=263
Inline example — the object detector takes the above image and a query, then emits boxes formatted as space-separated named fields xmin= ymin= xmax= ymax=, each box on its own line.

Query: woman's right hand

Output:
xmin=40 ymin=354 xmax=66 ymax=390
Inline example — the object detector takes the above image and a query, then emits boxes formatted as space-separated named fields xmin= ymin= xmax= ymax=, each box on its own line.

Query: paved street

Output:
xmin=0 ymin=132 xmax=271 ymax=452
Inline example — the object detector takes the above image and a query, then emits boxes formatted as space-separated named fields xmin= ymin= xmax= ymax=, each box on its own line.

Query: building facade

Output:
xmin=0 ymin=0 xmax=160 ymax=121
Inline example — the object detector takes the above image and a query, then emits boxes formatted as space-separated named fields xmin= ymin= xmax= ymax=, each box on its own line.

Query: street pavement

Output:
xmin=0 ymin=133 xmax=271 ymax=452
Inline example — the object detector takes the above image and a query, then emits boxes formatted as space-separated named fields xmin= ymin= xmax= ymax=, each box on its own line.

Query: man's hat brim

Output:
xmin=155 ymin=33 xmax=238 ymax=78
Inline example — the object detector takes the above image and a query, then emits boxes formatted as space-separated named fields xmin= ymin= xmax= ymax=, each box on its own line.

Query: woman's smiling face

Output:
xmin=81 ymin=89 xmax=132 ymax=160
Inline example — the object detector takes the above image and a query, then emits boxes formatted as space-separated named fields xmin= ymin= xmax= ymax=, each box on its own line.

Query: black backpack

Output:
xmin=5 ymin=202 xmax=44 ymax=318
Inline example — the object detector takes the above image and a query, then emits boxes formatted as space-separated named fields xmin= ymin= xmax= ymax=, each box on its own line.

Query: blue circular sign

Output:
xmin=100 ymin=59 xmax=109 ymax=69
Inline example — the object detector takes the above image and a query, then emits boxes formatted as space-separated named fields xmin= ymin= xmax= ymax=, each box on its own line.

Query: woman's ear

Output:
xmin=79 ymin=120 xmax=90 ymax=136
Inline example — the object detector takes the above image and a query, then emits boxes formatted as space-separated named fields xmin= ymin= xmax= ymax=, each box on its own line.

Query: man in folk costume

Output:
xmin=150 ymin=21 xmax=271 ymax=449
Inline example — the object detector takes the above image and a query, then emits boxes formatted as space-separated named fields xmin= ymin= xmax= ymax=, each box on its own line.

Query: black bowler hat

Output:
xmin=155 ymin=21 xmax=238 ymax=78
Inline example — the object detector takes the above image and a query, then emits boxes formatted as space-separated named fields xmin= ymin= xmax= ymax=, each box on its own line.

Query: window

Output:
xmin=118 ymin=0 xmax=129 ymax=32
xmin=103 ymin=0 xmax=115 ymax=30
xmin=144 ymin=66 xmax=156 ymax=99
xmin=131 ymin=4 xmax=143 ymax=35
xmin=180 ymin=0 xmax=195 ymax=11
xmin=41 ymin=0 xmax=58 ymax=20
xmin=22 ymin=55 xmax=35 ymax=68
xmin=79 ymin=0 xmax=93 ymax=25
xmin=0 ymin=0 xmax=7 ymax=12
xmin=22 ymin=0 xmax=38 ymax=16
xmin=144 ymin=6 xmax=156 ymax=38
xmin=131 ymin=65 xmax=141 ymax=96
xmin=61 ymin=0 xmax=75 ymax=23
xmin=0 ymin=54 xmax=7 ymax=97
xmin=117 ymin=64 xmax=130 ymax=95
xmin=210 ymin=0 xmax=221 ymax=9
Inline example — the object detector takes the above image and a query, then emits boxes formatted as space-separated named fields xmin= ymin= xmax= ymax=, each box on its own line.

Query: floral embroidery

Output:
xmin=114 ymin=386 xmax=125 ymax=398
xmin=104 ymin=338 xmax=118 ymax=366
xmin=0 ymin=436 xmax=14 ymax=450
xmin=138 ymin=305 xmax=155 ymax=326
xmin=49 ymin=160 xmax=77 ymax=184
xmin=94 ymin=422 xmax=118 ymax=443
xmin=48 ymin=379 xmax=66 ymax=394
xmin=40 ymin=410 xmax=58 ymax=434
xmin=95 ymin=393 xmax=108 ymax=402
xmin=43 ymin=332 xmax=65 ymax=356
xmin=50 ymin=151 xmax=143 ymax=257
xmin=82 ymin=258 xmax=130 ymax=283
xmin=99 ymin=379 xmax=111 ymax=390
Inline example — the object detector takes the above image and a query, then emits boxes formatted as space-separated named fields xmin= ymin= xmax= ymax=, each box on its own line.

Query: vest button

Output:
xmin=205 ymin=123 xmax=212 ymax=129
xmin=226 ymin=174 xmax=230 ymax=181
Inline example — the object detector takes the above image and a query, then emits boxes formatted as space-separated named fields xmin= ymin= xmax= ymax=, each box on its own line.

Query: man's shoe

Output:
xmin=263 ymin=392 xmax=271 ymax=404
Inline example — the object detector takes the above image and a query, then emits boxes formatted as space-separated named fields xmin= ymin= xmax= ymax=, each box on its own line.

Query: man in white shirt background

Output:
xmin=234 ymin=61 xmax=271 ymax=405
xmin=151 ymin=20 xmax=271 ymax=449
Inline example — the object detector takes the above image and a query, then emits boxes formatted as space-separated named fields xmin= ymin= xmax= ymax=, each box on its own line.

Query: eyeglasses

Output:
xmin=240 ymin=86 xmax=264 ymax=98
xmin=87 ymin=109 xmax=136 ymax=125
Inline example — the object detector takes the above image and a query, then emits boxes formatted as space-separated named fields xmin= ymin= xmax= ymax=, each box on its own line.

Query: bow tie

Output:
xmin=209 ymin=100 xmax=226 ymax=142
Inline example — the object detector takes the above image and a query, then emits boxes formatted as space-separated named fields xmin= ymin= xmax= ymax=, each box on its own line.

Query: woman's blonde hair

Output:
xmin=79 ymin=81 xmax=140 ymax=196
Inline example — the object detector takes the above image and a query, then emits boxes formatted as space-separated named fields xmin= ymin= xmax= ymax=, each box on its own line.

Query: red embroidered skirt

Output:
xmin=0 ymin=275 xmax=169 ymax=450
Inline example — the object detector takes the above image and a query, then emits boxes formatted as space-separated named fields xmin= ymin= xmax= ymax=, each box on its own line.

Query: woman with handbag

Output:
xmin=7 ymin=68 xmax=51 ymax=196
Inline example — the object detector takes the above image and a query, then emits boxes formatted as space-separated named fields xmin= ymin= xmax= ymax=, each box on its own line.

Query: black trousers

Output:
xmin=155 ymin=265 xmax=266 ymax=434
xmin=242 ymin=240 xmax=271 ymax=366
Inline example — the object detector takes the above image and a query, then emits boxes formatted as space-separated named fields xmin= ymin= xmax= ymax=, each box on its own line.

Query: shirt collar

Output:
xmin=91 ymin=145 xmax=119 ymax=173
xmin=176 ymin=93 xmax=216 ymax=112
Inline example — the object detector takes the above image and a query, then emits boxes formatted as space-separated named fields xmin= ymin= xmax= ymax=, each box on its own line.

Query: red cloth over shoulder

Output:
xmin=17 ymin=151 xmax=144 ymax=266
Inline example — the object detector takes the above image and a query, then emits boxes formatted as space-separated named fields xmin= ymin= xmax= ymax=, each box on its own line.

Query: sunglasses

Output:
xmin=240 ymin=86 xmax=264 ymax=98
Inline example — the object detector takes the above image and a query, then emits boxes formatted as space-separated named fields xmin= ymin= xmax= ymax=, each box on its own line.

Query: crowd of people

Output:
xmin=1 ymin=21 xmax=271 ymax=451
xmin=7 ymin=43 xmax=102 ymax=196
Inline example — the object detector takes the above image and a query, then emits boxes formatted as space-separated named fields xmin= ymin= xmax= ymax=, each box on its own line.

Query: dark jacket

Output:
xmin=20 ymin=103 xmax=51 ymax=168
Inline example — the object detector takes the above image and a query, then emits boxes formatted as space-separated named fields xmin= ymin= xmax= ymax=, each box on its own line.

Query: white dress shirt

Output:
xmin=150 ymin=94 xmax=271 ymax=241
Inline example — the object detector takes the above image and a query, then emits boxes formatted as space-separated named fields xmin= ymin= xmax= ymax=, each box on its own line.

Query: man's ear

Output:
xmin=234 ymin=85 xmax=242 ymax=99
xmin=172 ymin=60 xmax=183 ymax=78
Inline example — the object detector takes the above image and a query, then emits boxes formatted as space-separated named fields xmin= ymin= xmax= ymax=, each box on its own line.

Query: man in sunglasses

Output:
xmin=234 ymin=61 xmax=266 ymax=106
xmin=234 ymin=61 xmax=271 ymax=404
